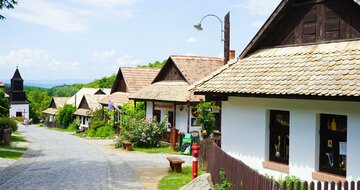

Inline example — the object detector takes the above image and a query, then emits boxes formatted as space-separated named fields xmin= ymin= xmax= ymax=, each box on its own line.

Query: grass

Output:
xmin=0 ymin=145 xmax=27 ymax=151
xmin=158 ymin=166 xmax=205 ymax=190
xmin=133 ymin=146 xmax=179 ymax=154
xmin=0 ymin=151 xmax=24 ymax=159
xmin=11 ymin=135 xmax=27 ymax=142
xmin=49 ymin=127 xmax=77 ymax=133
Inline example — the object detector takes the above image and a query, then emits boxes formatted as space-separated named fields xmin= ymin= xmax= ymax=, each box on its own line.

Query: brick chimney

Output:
xmin=229 ymin=50 xmax=236 ymax=61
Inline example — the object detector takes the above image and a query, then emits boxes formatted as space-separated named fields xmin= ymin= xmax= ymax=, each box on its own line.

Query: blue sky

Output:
xmin=0 ymin=0 xmax=281 ymax=82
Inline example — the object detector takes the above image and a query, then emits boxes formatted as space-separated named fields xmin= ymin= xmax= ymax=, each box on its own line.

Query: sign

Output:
xmin=154 ymin=103 xmax=174 ymax=111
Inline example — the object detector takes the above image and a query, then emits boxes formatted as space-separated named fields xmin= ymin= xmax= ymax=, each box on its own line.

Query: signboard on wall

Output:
xmin=154 ymin=102 xmax=174 ymax=111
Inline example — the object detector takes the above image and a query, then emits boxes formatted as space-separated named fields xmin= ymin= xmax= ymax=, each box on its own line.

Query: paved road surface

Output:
xmin=0 ymin=125 xmax=144 ymax=190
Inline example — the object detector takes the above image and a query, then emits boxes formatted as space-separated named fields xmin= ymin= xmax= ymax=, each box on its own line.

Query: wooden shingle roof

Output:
xmin=53 ymin=97 xmax=69 ymax=109
xmin=191 ymin=40 xmax=360 ymax=98
xmin=130 ymin=81 xmax=203 ymax=102
xmin=121 ymin=67 xmax=160 ymax=93
xmin=99 ymin=92 xmax=129 ymax=106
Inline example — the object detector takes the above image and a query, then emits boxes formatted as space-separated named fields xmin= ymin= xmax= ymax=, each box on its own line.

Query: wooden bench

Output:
xmin=122 ymin=140 xmax=133 ymax=151
xmin=167 ymin=157 xmax=185 ymax=173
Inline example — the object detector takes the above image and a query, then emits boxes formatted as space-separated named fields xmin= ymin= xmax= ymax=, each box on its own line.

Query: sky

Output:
xmin=0 ymin=0 xmax=281 ymax=83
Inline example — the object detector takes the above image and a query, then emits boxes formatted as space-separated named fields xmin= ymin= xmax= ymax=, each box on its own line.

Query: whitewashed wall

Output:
xmin=175 ymin=105 xmax=188 ymax=133
xmin=146 ymin=101 xmax=153 ymax=119
xmin=10 ymin=104 xmax=29 ymax=119
xmin=222 ymin=96 xmax=360 ymax=181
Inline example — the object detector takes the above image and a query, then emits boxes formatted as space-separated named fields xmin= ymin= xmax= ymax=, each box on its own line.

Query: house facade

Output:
xmin=191 ymin=0 xmax=360 ymax=182
xmin=8 ymin=68 xmax=29 ymax=120
xmin=130 ymin=55 xmax=224 ymax=133
xmin=42 ymin=97 xmax=69 ymax=125
xmin=74 ymin=94 xmax=106 ymax=129
xmin=100 ymin=67 xmax=159 ymax=108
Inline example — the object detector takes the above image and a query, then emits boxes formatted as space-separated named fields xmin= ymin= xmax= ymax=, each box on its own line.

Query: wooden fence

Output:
xmin=200 ymin=139 xmax=360 ymax=190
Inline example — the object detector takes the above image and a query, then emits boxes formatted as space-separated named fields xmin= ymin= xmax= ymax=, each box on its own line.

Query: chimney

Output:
xmin=223 ymin=12 xmax=230 ymax=65
xmin=229 ymin=50 xmax=236 ymax=61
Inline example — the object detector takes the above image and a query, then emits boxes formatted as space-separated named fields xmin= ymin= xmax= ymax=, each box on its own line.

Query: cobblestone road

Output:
xmin=0 ymin=125 xmax=144 ymax=190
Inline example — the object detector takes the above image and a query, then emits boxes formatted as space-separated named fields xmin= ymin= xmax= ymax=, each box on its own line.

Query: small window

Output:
xmin=153 ymin=110 xmax=161 ymax=122
xmin=319 ymin=114 xmax=347 ymax=176
xmin=269 ymin=110 xmax=290 ymax=164
xmin=16 ymin=112 xmax=23 ymax=117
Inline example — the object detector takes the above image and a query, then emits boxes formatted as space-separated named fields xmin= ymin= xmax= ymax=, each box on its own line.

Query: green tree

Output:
xmin=0 ymin=91 xmax=9 ymax=117
xmin=25 ymin=87 xmax=51 ymax=122
xmin=56 ymin=104 xmax=76 ymax=128
xmin=138 ymin=60 xmax=166 ymax=68
xmin=0 ymin=0 xmax=17 ymax=20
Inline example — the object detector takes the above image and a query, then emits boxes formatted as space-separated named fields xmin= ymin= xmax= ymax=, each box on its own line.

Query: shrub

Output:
xmin=0 ymin=117 xmax=18 ymax=132
xmin=195 ymin=102 xmax=216 ymax=138
xmin=0 ymin=91 xmax=9 ymax=117
xmin=117 ymin=117 xmax=167 ymax=148
xmin=67 ymin=119 xmax=80 ymax=131
xmin=85 ymin=109 xmax=115 ymax=138
xmin=214 ymin=169 xmax=233 ymax=190
xmin=56 ymin=104 xmax=76 ymax=128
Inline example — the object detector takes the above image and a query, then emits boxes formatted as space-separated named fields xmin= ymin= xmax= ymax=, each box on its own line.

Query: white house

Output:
xmin=191 ymin=0 xmax=360 ymax=182
xmin=42 ymin=97 xmax=69 ymax=125
xmin=74 ymin=94 xmax=106 ymax=129
xmin=8 ymin=68 xmax=29 ymax=120
xmin=130 ymin=55 xmax=225 ymax=134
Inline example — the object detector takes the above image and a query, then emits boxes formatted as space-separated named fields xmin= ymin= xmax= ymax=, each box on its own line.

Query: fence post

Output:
xmin=192 ymin=143 xmax=200 ymax=180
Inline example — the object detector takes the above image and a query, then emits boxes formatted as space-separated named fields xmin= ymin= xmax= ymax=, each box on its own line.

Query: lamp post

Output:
xmin=194 ymin=12 xmax=230 ymax=64
xmin=194 ymin=14 xmax=224 ymax=42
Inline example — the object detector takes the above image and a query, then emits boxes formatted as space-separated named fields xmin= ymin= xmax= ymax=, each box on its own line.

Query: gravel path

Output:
xmin=0 ymin=125 xmax=143 ymax=190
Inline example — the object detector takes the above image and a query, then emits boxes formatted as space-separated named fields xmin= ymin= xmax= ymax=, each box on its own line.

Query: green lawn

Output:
xmin=133 ymin=146 xmax=179 ymax=154
xmin=11 ymin=135 xmax=27 ymax=142
xmin=0 ymin=151 xmax=24 ymax=159
xmin=49 ymin=127 xmax=76 ymax=132
xmin=158 ymin=166 xmax=205 ymax=190
xmin=0 ymin=145 xmax=27 ymax=151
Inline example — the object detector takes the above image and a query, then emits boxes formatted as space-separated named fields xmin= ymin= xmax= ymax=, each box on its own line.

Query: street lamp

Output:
xmin=194 ymin=14 xmax=224 ymax=42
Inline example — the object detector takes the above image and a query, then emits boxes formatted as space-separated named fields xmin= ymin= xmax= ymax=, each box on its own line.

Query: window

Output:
xmin=153 ymin=110 xmax=161 ymax=122
xmin=16 ymin=112 xmax=22 ymax=117
xmin=269 ymin=110 xmax=290 ymax=164
xmin=319 ymin=114 xmax=347 ymax=176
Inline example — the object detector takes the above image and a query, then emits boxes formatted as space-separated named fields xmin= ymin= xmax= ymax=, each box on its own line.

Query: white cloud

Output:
xmin=116 ymin=55 xmax=142 ymax=67
xmin=186 ymin=37 xmax=197 ymax=44
xmin=233 ymin=0 xmax=280 ymax=16
xmin=92 ymin=50 xmax=116 ymax=62
xmin=251 ymin=20 xmax=265 ymax=28
xmin=6 ymin=0 xmax=140 ymax=33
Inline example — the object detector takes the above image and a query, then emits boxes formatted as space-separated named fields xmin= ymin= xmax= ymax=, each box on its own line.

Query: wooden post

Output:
xmin=172 ymin=127 xmax=177 ymax=151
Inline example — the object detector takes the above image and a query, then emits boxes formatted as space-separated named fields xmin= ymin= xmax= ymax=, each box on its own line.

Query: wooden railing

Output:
xmin=199 ymin=139 xmax=360 ymax=190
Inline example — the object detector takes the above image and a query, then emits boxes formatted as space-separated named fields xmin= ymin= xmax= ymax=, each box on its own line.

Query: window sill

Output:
xmin=312 ymin=171 xmax=346 ymax=182
xmin=262 ymin=161 xmax=289 ymax=174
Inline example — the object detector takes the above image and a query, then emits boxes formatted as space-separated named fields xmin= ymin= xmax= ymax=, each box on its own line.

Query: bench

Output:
xmin=122 ymin=140 xmax=133 ymax=151
xmin=167 ymin=157 xmax=185 ymax=173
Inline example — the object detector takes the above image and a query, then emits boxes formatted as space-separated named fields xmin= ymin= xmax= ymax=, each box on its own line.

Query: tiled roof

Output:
xmin=67 ymin=88 xmax=103 ymax=108
xmin=74 ymin=108 xmax=91 ymax=117
xmin=121 ymin=67 xmax=160 ymax=93
xmin=191 ymin=40 xmax=360 ymax=97
xmin=42 ymin=108 xmax=58 ymax=115
xmin=53 ymin=97 xmax=69 ymax=109
xmin=101 ymin=88 xmax=111 ymax=95
xmin=74 ymin=94 xmax=105 ymax=116
xmin=0 ymin=82 xmax=5 ymax=87
xmin=170 ymin=55 xmax=224 ymax=84
xmin=100 ymin=92 xmax=129 ymax=106
xmin=130 ymin=81 xmax=204 ymax=102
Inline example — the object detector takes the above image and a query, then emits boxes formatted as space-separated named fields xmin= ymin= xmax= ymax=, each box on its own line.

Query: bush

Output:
xmin=214 ymin=169 xmax=233 ymax=190
xmin=117 ymin=117 xmax=167 ymax=148
xmin=0 ymin=91 xmax=9 ymax=117
xmin=0 ymin=117 xmax=18 ymax=132
xmin=56 ymin=104 xmax=76 ymax=128
xmin=67 ymin=119 xmax=80 ymax=131
xmin=195 ymin=102 xmax=217 ymax=138
xmin=85 ymin=109 xmax=115 ymax=138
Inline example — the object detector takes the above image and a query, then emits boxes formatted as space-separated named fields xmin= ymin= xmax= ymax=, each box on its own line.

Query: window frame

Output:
xmin=319 ymin=114 xmax=347 ymax=176
xmin=269 ymin=110 xmax=290 ymax=165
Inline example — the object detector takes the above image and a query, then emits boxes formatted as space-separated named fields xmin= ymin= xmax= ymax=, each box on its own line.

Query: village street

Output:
xmin=0 ymin=125 xmax=192 ymax=190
